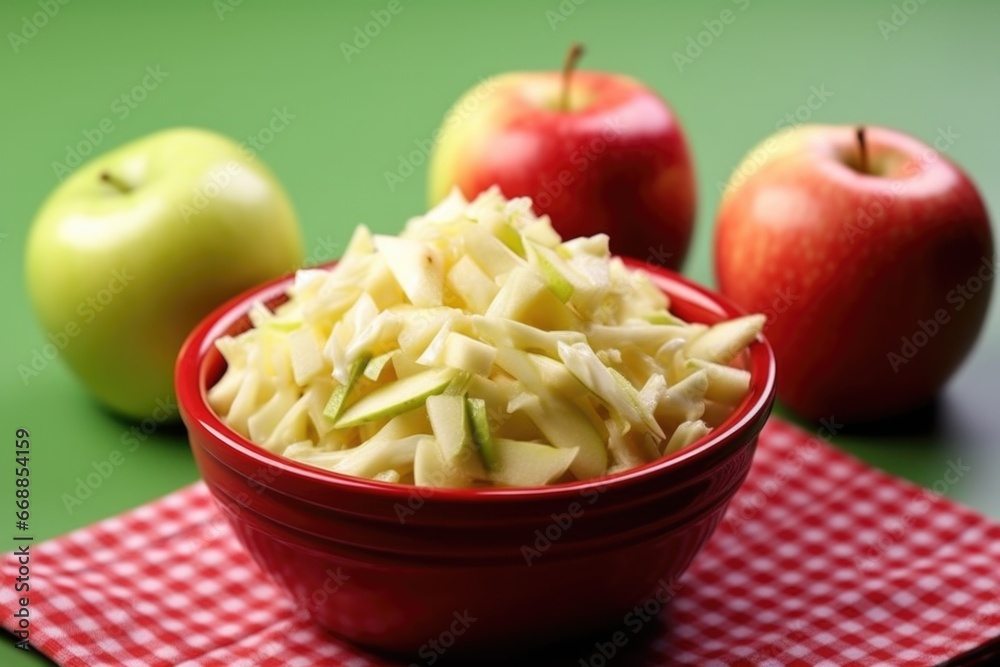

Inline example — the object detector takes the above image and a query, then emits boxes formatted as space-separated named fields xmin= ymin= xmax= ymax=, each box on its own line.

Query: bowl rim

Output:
xmin=176 ymin=257 xmax=776 ymax=503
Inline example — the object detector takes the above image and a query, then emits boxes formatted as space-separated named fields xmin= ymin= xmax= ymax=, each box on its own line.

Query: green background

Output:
xmin=3 ymin=0 xmax=999 ymax=663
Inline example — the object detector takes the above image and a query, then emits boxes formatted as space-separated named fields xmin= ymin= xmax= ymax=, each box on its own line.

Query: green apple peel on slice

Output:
xmin=426 ymin=394 xmax=479 ymax=470
xmin=333 ymin=366 xmax=457 ymax=428
xmin=323 ymin=355 xmax=371 ymax=421
xmin=466 ymin=397 xmax=499 ymax=471
xmin=646 ymin=311 xmax=686 ymax=326
xmin=525 ymin=240 xmax=575 ymax=302
xmin=462 ymin=225 xmax=524 ymax=278
xmin=484 ymin=217 xmax=526 ymax=257
xmin=608 ymin=367 xmax=665 ymax=440
xmin=485 ymin=267 xmax=582 ymax=331
xmin=363 ymin=350 xmax=397 ymax=381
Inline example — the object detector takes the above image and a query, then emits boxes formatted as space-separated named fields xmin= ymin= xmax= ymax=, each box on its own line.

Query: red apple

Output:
xmin=715 ymin=124 xmax=994 ymax=422
xmin=428 ymin=45 xmax=696 ymax=269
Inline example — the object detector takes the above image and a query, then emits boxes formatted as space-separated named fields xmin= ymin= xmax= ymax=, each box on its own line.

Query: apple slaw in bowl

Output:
xmin=207 ymin=188 xmax=764 ymax=487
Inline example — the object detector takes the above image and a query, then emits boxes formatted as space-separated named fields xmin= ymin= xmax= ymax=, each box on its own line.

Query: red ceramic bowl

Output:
xmin=176 ymin=258 xmax=776 ymax=658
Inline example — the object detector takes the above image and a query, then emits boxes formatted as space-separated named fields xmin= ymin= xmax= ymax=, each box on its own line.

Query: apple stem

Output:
xmin=560 ymin=43 xmax=585 ymax=112
xmin=856 ymin=126 xmax=869 ymax=175
xmin=100 ymin=170 xmax=131 ymax=194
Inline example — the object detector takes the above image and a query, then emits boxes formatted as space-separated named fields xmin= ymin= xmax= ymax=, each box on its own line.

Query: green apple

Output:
xmin=333 ymin=366 xmax=457 ymax=428
xmin=426 ymin=394 xmax=486 ymax=479
xmin=525 ymin=240 xmax=575 ymax=302
xmin=466 ymin=396 xmax=498 ymax=471
xmin=363 ymin=350 xmax=397 ymax=381
xmin=323 ymin=355 xmax=371 ymax=421
xmin=25 ymin=127 xmax=303 ymax=419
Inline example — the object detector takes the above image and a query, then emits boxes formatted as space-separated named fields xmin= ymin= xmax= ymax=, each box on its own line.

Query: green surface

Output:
xmin=2 ymin=0 xmax=999 ymax=663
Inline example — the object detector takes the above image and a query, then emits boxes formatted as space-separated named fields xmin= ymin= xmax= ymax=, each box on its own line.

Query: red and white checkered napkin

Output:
xmin=4 ymin=419 xmax=1000 ymax=667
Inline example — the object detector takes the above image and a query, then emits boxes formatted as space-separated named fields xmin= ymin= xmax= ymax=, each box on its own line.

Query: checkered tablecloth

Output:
xmin=3 ymin=419 xmax=1000 ymax=666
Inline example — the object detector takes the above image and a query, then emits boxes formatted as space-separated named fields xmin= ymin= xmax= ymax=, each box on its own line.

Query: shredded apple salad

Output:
xmin=208 ymin=188 xmax=763 ymax=487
